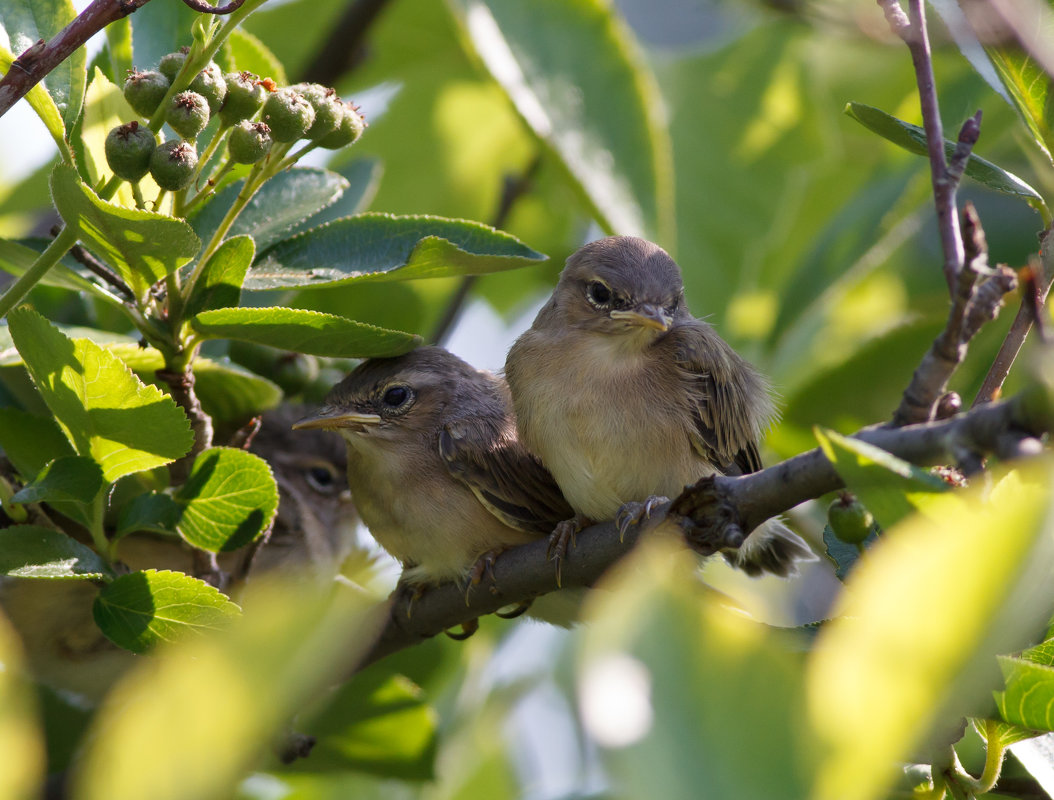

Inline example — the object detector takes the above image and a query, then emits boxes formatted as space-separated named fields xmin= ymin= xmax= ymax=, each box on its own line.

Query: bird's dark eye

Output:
xmin=305 ymin=464 xmax=338 ymax=493
xmin=587 ymin=281 xmax=612 ymax=305
xmin=382 ymin=385 xmax=410 ymax=407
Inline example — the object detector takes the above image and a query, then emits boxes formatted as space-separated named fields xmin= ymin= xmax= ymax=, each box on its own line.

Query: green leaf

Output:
xmin=106 ymin=343 xmax=282 ymax=423
xmin=6 ymin=307 xmax=194 ymax=482
xmin=448 ymin=0 xmax=673 ymax=241
xmin=11 ymin=456 xmax=104 ymax=506
xmin=0 ymin=407 xmax=75 ymax=480
xmin=814 ymin=427 xmax=948 ymax=528
xmin=115 ymin=491 xmax=182 ymax=539
xmin=249 ymin=213 xmax=546 ymax=290
xmin=127 ymin=0 xmax=199 ymax=78
xmin=578 ymin=539 xmax=814 ymax=799
xmin=222 ymin=27 xmax=287 ymax=84
xmin=191 ymin=168 xmax=349 ymax=255
xmin=173 ymin=447 xmax=278 ymax=553
xmin=50 ymin=164 xmax=201 ymax=301
xmin=92 ymin=569 xmax=241 ymax=653
xmin=287 ymin=671 xmax=437 ymax=779
xmin=995 ymin=657 xmax=1054 ymax=732
xmin=0 ymin=612 xmax=44 ymax=799
xmin=809 ymin=465 xmax=1054 ymax=800
xmin=287 ymin=158 xmax=383 ymax=237
xmin=75 ymin=577 xmax=379 ymax=800
xmin=0 ymin=524 xmax=113 ymax=580
xmin=0 ymin=0 xmax=85 ymax=131
xmin=821 ymin=523 xmax=878 ymax=582
xmin=191 ymin=307 xmax=421 ymax=358
xmin=185 ymin=235 xmax=254 ymax=318
xmin=0 ymin=44 xmax=66 ymax=153
xmin=983 ymin=22 xmax=1054 ymax=164
xmin=844 ymin=102 xmax=1050 ymax=220
xmin=0 ymin=238 xmax=100 ymax=294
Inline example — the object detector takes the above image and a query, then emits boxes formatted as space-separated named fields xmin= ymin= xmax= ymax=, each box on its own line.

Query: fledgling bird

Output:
xmin=293 ymin=346 xmax=574 ymax=593
xmin=505 ymin=235 xmax=813 ymax=576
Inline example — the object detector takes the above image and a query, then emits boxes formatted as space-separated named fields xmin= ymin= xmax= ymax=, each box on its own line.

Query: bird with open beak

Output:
xmin=293 ymin=347 xmax=574 ymax=621
xmin=505 ymin=235 xmax=813 ymax=576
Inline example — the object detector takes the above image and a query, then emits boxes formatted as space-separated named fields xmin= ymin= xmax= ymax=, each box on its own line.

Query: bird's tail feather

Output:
xmin=726 ymin=518 xmax=815 ymax=577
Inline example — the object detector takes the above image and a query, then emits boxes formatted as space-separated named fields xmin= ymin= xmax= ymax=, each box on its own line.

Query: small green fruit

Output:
xmin=827 ymin=493 xmax=875 ymax=545
xmin=317 ymin=101 xmax=365 ymax=149
xmin=166 ymin=91 xmax=210 ymax=140
xmin=229 ymin=121 xmax=273 ymax=164
xmin=189 ymin=61 xmax=227 ymax=115
xmin=291 ymin=83 xmax=343 ymax=139
xmin=262 ymin=87 xmax=315 ymax=142
xmin=123 ymin=69 xmax=170 ymax=116
xmin=159 ymin=48 xmax=189 ymax=82
xmin=104 ymin=121 xmax=156 ymax=182
xmin=219 ymin=71 xmax=267 ymax=125
xmin=150 ymin=140 xmax=198 ymax=191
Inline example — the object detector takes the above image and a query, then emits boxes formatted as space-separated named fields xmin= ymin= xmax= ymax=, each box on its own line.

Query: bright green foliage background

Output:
xmin=1 ymin=0 xmax=1054 ymax=798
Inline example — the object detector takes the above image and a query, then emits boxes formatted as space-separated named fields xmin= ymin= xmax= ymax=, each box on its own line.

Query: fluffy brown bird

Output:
xmin=293 ymin=346 xmax=573 ymax=589
xmin=505 ymin=235 xmax=813 ymax=576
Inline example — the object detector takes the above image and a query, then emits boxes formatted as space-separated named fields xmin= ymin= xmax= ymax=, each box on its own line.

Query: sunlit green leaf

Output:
xmin=222 ymin=27 xmax=288 ymax=85
xmin=191 ymin=168 xmax=349 ymax=254
xmin=844 ymin=102 xmax=1049 ymax=220
xmin=50 ymin=164 xmax=201 ymax=301
xmin=0 ymin=610 xmax=44 ymax=800
xmin=93 ymin=569 xmax=241 ymax=653
xmin=6 ymin=307 xmax=194 ymax=482
xmin=11 ymin=455 xmax=104 ymax=506
xmin=249 ymin=213 xmax=545 ymax=290
xmin=173 ymin=447 xmax=278 ymax=553
xmin=191 ymin=307 xmax=421 ymax=358
xmin=449 ymin=0 xmax=673 ymax=241
xmin=0 ymin=44 xmax=66 ymax=153
xmin=995 ymin=657 xmax=1054 ymax=732
xmin=76 ymin=576 xmax=382 ymax=800
xmin=0 ymin=524 xmax=113 ymax=580
xmin=809 ymin=464 xmax=1054 ymax=800
xmin=814 ymin=427 xmax=948 ymax=528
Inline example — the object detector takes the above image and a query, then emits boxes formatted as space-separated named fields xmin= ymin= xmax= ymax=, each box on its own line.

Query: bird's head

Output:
xmin=554 ymin=236 xmax=685 ymax=344
xmin=292 ymin=347 xmax=501 ymax=452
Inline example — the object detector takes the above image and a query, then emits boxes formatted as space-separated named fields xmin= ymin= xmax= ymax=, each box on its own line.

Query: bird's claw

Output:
xmin=444 ymin=618 xmax=479 ymax=640
xmin=394 ymin=580 xmax=427 ymax=619
xmin=615 ymin=495 xmax=670 ymax=542
xmin=464 ymin=547 xmax=507 ymax=605
xmin=547 ymin=515 xmax=589 ymax=588
xmin=495 ymin=600 xmax=532 ymax=619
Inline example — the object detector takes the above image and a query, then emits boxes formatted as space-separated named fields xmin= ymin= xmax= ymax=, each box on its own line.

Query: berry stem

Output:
xmin=131 ymin=181 xmax=147 ymax=210
xmin=193 ymin=122 xmax=232 ymax=189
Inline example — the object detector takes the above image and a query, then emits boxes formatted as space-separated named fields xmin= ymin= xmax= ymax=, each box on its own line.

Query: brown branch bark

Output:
xmin=156 ymin=367 xmax=214 ymax=483
xmin=0 ymin=0 xmax=152 ymax=122
xmin=353 ymin=389 xmax=1049 ymax=673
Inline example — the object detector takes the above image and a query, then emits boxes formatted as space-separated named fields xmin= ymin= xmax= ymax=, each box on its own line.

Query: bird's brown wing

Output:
xmin=667 ymin=320 xmax=774 ymax=476
xmin=439 ymin=418 xmax=574 ymax=534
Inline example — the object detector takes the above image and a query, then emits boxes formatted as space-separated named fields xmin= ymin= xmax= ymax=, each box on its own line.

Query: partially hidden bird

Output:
xmin=505 ymin=235 xmax=814 ymax=577
xmin=293 ymin=346 xmax=575 ymax=629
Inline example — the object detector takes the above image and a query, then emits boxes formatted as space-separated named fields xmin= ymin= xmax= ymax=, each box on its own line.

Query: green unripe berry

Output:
xmin=262 ymin=88 xmax=315 ymax=142
xmin=150 ymin=140 xmax=198 ymax=191
xmin=159 ymin=48 xmax=189 ymax=82
xmin=219 ymin=71 xmax=267 ymax=125
xmin=317 ymin=101 xmax=365 ymax=149
xmin=123 ymin=69 xmax=170 ymax=117
xmin=827 ymin=493 xmax=875 ymax=545
xmin=166 ymin=91 xmax=210 ymax=139
xmin=290 ymin=82 xmax=343 ymax=139
xmin=104 ymin=121 xmax=156 ymax=182
xmin=189 ymin=61 xmax=227 ymax=115
xmin=229 ymin=121 xmax=273 ymax=164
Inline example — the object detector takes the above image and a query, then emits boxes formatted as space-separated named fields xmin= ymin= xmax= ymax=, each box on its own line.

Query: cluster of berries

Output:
xmin=105 ymin=48 xmax=365 ymax=192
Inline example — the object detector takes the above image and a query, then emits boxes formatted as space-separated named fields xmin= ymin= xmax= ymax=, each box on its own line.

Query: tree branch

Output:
xmin=178 ymin=0 xmax=246 ymax=14
xmin=298 ymin=0 xmax=394 ymax=85
xmin=353 ymin=389 xmax=1050 ymax=673
xmin=156 ymin=366 xmax=213 ymax=483
xmin=0 ymin=0 xmax=153 ymax=122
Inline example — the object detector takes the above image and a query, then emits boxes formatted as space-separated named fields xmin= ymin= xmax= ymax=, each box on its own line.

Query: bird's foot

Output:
xmin=547 ymin=514 xmax=591 ymax=588
xmin=464 ymin=546 xmax=510 ymax=605
xmin=444 ymin=618 xmax=479 ymax=640
xmin=615 ymin=496 xmax=670 ymax=542
xmin=394 ymin=580 xmax=428 ymax=619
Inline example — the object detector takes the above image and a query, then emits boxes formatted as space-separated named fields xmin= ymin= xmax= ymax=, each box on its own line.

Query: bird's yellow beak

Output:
xmin=292 ymin=408 xmax=382 ymax=431
xmin=610 ymin=305 xmax=673 ymax=332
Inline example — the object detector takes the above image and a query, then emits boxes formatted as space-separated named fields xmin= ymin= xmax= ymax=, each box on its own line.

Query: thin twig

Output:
xmin=354 ymin=389 xmax=1049 ymax=672
xmin=299 ymin=0 xmax=394 ymax=85
xmin=58 ymin=232 xmax=136 ymax=301
xmin=0 ymin=0 xmax=152 ymax=122
xmin=431 ymin=155 xmax=542 ymax=345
